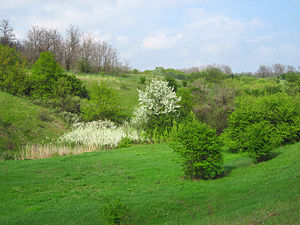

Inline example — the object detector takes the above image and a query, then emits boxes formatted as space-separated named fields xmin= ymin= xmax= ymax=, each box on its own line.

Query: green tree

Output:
xmin=81 ymin=83 xmax=123 ymax=123
xmin=132 ymin=79 xmax=181 ymax=138
xmin=29 ymin=51 xmax=87 ymax=99
xmin=30 ymin=51 xmax=64 ymax=98
xmin=176 ymin=87 xmax=194 ymax=121
xmin=0 ymin=44 xmax=28 ymax=95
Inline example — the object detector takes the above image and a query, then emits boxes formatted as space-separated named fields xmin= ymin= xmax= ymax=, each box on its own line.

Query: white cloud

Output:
xmin=2 ymin=0 xmax=298 ymax=72
xmin=0 ymin=0 xmax=37 ymax=9
xmin=116 ymin=35 xmax=129 ymax=44
xmin=244 ymin=35 xmax=272 ymax=43
xmin=142 ymin=33 xmax=183 ymax=50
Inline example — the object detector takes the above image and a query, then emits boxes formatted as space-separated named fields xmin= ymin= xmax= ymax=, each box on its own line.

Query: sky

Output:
xmin=1 ymin=0 xmax=300 ymax=72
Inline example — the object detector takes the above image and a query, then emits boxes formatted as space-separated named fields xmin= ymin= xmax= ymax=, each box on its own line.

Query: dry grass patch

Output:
xmin=19 ymin=143 xmax=98 ymax=160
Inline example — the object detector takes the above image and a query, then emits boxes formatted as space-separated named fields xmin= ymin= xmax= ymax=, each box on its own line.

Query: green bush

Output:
xmin=80 ymin=83 xmax=124 ymax=123
xmin=225 ymin=93 xmax=300 ymax=161
xmin=139 ymin=76 xmax=146 ymax=84
xmin=101 ymin=198 xmax=129 ymax=225
xmin=164 ymin=76 xmax=178 ymax=92
xmin=118 ymin=137 xmax=133 ymax=148
xmin=176 ymin=87 xmax=194 ymax=122
xmin=182 ymin=80 xmax=188 ymax=87
xmin=29 ymin=52 xmax=88 ymax=99
xmin=0 ymin=44 xmax=28 ymax=96
xmin=243 ymin=121 xmax=282 ymax=162
xmin=281 ymin=72 xmax=300 ymax=95
xmin=171 ymin=120 xmax=223 ymax=180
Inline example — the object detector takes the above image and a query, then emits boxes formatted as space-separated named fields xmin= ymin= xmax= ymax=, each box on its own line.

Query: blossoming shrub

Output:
xmin=132 ymin=79 xmax=181 ymax=140
xmin=224 ymin=92 xmax=300 ymax=162
xmin=59 ymin=120 xmax=143 ymax=149
xmin=171 ymin=120 xmax=223 ymax=180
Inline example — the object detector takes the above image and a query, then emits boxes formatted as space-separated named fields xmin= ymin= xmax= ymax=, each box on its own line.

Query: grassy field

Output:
xmin=0 ymin=91 xmax=67 ymax=158
xmin=0 ymin=142 xmax=299 ymax=224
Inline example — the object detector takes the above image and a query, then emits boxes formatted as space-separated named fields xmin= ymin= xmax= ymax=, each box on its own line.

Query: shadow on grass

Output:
xmin=223 ymin=151 xmax=282 ymax=175
xmin=255 ymin=151 xmax=282 ymax=163
xmin=223 ymin=166 xmax=235 ymax=176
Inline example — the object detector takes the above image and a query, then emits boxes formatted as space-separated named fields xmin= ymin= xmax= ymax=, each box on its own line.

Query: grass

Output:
xmin=75 ymin=72 xmax=162 ymax=118
xmin=0 ymin=142 xmax=299 ymax=224
xmin=0 ymin=91 xmax=67 ymax=158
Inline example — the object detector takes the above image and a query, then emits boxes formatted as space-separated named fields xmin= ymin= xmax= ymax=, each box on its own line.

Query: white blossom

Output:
xmin=59 ymin=120 xmax=143 ymax=148
xmin=132 ymin=79 xmax=181 ymax=126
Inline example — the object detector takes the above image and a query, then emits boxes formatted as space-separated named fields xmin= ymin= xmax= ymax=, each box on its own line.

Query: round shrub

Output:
xmin=171 ymin=120 xmax=223 ymax=180
xmin=29 ymin=51 xmax=88 ymax=99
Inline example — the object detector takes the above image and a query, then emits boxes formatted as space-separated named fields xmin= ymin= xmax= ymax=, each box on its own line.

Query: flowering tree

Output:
xmin=132 ymin=79 xmax=181 ymax=128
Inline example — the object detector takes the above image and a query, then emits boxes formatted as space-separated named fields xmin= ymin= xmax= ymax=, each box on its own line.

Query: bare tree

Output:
xmin=22 ymin=24 xmax=124 ymax=73
xmin=79 ymin=34 xmax=122 ymax=73
xmin=256 ymin=65 xmax=273 ymax=78
xmin=64 ymin=24 xmax=81 ymax=71
xmin=219 ymin=64 xmax=232 ymax=74
xmin=286 ymin=65 xmax=296 ymax=73
xmin=24 ymin=26 xmax=64 ymax=64
xmin=272 ymin=63 xmax=285 ymax=78
xmin=181 ymin=67 xmax=200 ymax=74
xmin=0 ymin=19 xmax=16 ymax=47
xmin=79 ymin=33 xmax=97 ymax=72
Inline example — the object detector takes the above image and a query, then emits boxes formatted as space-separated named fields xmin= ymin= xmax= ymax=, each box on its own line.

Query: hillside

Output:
xmin=0 ymin=91 xmax=67 ymax=158
xmin=0 ymin=142 xmax=299 ymax=224
xmin=75 ymin=73 xmax=156 ymax=118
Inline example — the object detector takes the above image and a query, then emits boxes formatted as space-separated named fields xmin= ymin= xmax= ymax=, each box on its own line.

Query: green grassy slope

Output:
xmin=0 ymin=142 xmax=299 ymax=224
xmin=0 ymin=91 xmax=67 ymax=157
xmin=76 ymin=73 xmax=160 ymax=118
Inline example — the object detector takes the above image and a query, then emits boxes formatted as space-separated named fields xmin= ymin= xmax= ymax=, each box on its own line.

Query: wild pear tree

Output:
xmin=132 ymin=79 xmax=181 ymax=136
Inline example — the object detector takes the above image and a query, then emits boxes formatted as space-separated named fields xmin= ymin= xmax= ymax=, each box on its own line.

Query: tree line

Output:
xmin=0 ymin=19 xmax=129 ymax=74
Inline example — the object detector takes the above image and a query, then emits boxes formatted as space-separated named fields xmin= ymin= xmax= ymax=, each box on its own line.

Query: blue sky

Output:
xmin=1 ymin=0 xmax=300 ymax=72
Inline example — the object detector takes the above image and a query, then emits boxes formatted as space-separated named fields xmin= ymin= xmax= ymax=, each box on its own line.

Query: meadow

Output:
xmin=0 ymin=143 xmax=299 ymax=224
xmin=1 ymin=44 xmax=300 ymax=224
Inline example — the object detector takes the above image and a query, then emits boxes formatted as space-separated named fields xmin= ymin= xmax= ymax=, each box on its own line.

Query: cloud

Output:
xmin=244 ymin=35 xmax=272 ymax=43
xmin=116 ymin=35 xmax=129 ymax=44
xmin=1 ymin=0 xmax=299 ymax=72
xmin=142 ymin=33 xmax=183 ymax=50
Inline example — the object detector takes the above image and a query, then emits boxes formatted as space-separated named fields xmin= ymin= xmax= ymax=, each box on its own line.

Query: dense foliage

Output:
xmin=224 ymin=93 xmax=300 ymax=161
xmin=80 ymin=83 xmax=124 ymax=123
xmin=29 ymin=51 xmax=88 ymax=99
xmin=0 ymin=44 xmax=28 ymax=95
xmin=171 ymin=120 xmax=223 ymax=179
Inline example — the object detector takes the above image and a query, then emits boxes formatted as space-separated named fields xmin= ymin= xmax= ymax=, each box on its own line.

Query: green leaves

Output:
xmin=29 ymin=51 xmax=88 ymax=101
xmin=171 ymin=120 xmax=223 ymax=180
xmin=225 ymin=93 xmax=300 ymax=162
xmin=80 ymin=83 xmax=124 ymax=123
xmin=0 ymin=44 xmax=28 ymax=96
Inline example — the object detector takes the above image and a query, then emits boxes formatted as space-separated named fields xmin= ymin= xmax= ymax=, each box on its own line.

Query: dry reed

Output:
xmin=19 ymin=143 xmax=99 ymax=160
